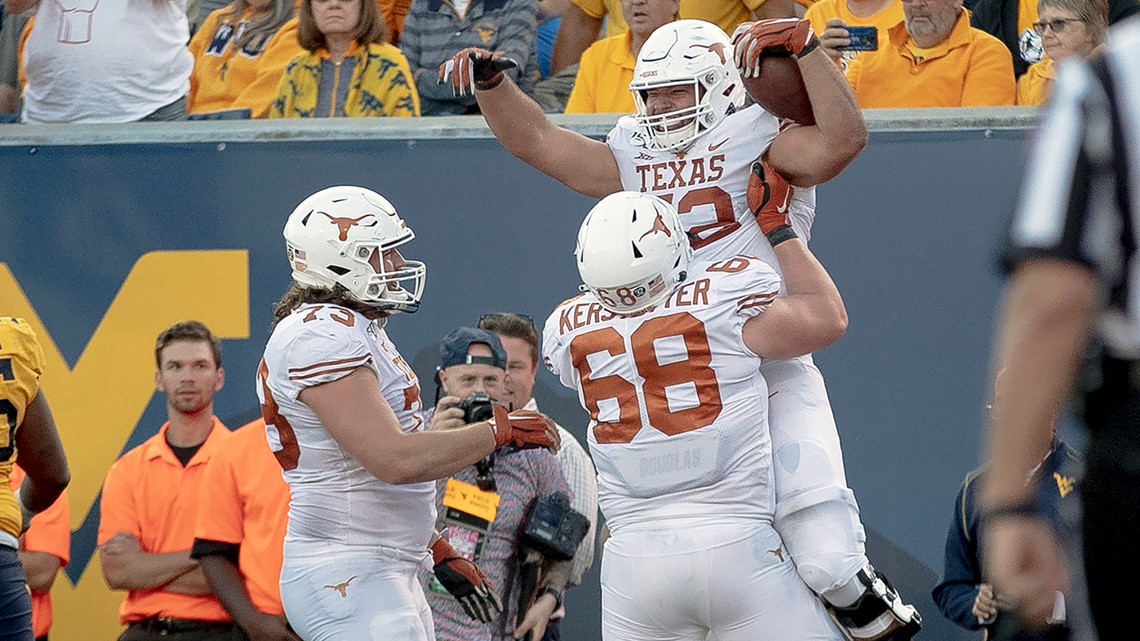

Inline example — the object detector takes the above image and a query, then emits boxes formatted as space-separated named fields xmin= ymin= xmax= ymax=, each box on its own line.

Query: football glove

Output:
xmin=732 ymin=19 xmax=820 ymax=77
xmin=747 ymin=160 xmax=798 ymax=246
xmin=431 ymin=537 xmax=503 ymax=623
xmin=437 ymin=48 xmax=520 ymax=96
xmin=487 ymin=406 xmax=561 ymax=452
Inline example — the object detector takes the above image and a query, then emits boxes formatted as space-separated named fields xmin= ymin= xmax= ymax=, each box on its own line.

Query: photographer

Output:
xmin=426 ymin=327 xmax=575 ymax=641
xmin=478 ymin=311 xmax=598 ymax=641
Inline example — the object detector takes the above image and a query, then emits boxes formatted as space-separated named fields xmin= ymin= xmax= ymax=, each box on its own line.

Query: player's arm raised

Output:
xmin=734 ymin=19 xmax=867 ymax=186
xmin=438 ymin=48 xmax=623 ymax=199
xmin=742 ymin=162 xmax=847 ymax=358
xmin=299 ymin=367 xmax=557 ymax=485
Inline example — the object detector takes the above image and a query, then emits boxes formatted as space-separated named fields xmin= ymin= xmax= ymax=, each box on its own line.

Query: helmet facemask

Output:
xmin=630 ymin=19 xmax=745 ymax=153
xmin=285 ymin=187 xmax=427 ymax=314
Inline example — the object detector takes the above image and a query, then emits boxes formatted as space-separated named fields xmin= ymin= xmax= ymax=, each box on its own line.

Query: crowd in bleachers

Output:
xmin=0 ymin=0 xmax=1134 ymax=123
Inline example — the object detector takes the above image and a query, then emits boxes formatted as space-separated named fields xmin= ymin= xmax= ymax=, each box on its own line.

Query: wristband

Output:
xmin=765 ymin=225 xmax=798 ymax=247
xmin=981 ymin=502 xmax=1040 ymax=523
xmin=796 ymin=36 xmax=821 ymax=59
xmin=538 ymin=586 xmax=564 ymax=611
xmin=475 ymin=73 xmax=505 ymax=91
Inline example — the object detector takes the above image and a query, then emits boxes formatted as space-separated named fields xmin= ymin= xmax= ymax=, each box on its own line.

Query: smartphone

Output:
xmin=842 ymin=26 xmax=879 ymax=52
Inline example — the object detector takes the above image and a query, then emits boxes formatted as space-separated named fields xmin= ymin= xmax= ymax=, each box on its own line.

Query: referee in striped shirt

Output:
xmin=981 ymin=16 xmax=1139 ymax=640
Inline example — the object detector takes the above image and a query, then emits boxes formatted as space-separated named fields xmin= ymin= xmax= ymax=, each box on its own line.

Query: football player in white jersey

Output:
xmin=543 ymin=186 xmax=850 ymax=641
xmin=440 ymin=17 xmax=920 ymax=641
xmin=258 ymin=186 xmax=561 ymax=641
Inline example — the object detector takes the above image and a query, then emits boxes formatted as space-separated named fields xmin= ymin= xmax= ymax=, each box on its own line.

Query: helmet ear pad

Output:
xmin=575 ymin=192 xmax=692 ymax=315
xmin=283 ymin=186 xmax=427 ymax=314
xmin=630 ymin=19 xmax=746 ymax=152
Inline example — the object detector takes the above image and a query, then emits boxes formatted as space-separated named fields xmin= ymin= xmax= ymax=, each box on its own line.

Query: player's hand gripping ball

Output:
xmin=732 ymin=19 xmax=818 ymax=124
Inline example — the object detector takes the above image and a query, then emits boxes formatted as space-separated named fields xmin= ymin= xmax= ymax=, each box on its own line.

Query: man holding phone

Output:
xmin=805 ymin=0 xmax=903 ymax=67
xmin=838 ymin=0 xmax=1016 ymax=106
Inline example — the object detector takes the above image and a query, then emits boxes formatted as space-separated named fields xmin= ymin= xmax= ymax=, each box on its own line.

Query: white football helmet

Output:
xmin=630 ymin=19 xmax=746 ymax=152
xmin=576 ymin=192 xmax=692 ymax=314
xmin=283 ymin=186 xmax=426 ymax=313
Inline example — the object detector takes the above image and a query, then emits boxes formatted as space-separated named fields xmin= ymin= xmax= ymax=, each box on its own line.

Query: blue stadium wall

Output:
xmin=0 ymin=111 xmax=1052 ymax=641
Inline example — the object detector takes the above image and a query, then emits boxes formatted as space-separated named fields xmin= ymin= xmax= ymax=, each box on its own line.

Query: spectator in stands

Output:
xmin=969 ymin=0 xmax=1133 ymax=78
xmin=548 ymin=0 xmax=789 ymax=77
xmin=0 ymin=8 xmax=24 ymax=116
xmin=563 ymin=0 xmax=678 ymax=113
xmin=537 ymin=0 xmax=570 ymax=79
xmin=98 ymin=321 xmax=236 ymax=641
xmin=808 ymin=0 xmax=904 ymax=67
xmin=1016 ymin=0 xmax=1106 ymax=105
xmin=933 ymin=372 xmax=1080 ymax=639
xmin=188 ymin=0 xmax=301 ymax=118
xmin=401 ymin=0 xmax=538 ymax=115
xmin=380 ymin=0 xmax=414 ymax=43
xmin=843 ymin=0 xmax=1016 ymax=107
xmin=425 ymin=327 xmax=574 ymax=641
xmin=11 ymin=465 xmax=69 ymax=641
xmin=5 ymin=0 xmax=193 ymax=123
xmin=191 ymin=418 xmax=298 ymax=641
xmin=477 ymin=312 xmax=598 ymax=641
xmin=269 ymin=0 xmax=419 ymax=118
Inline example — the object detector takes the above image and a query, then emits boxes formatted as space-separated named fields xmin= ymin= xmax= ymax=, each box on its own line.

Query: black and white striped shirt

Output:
xmin=1005 ymin=17 xmax=1140 ymax=358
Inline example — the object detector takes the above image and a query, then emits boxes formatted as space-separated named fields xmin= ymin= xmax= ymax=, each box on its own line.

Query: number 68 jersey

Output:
xmin=257 ymin=303 xmax=436 ymax=554
xmin=543 ymin=257 xmax=781 ymax=532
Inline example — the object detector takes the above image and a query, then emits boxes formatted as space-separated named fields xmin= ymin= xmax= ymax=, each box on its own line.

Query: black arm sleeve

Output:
xmin=190 ymin=538 xmax=241 ymax=564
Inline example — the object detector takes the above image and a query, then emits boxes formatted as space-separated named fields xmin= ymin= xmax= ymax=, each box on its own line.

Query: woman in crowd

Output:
xmin=1016 ymin=0 xmax=1107 ymax=105
xmin=269 ymin=0 xmax=420 ymax=118
xmin=188 ymin=0 xmax=301 ymax=117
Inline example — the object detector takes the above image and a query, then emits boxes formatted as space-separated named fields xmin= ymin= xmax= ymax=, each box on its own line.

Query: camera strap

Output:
xmin=475 ymin=453 xmax=497 ymax=492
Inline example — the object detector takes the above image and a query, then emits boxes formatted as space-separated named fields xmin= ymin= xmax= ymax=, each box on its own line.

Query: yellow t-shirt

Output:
xmin=1016 ymin=56 xmax=1054 ymax=105
xmin=844 ymin=9 xmax=1016 ymax=107
xmin=573 ymin=0 xmax=764 ymax=38
xmin=0 ymin=318 xmax=46 ymax=540
xmin=565 ymin=33 xmax=636 ymax=114
xmin=188 ymin=8 xmax=304 ymax=117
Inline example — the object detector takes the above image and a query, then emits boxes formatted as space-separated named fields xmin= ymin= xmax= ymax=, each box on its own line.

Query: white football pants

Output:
xmin=762 ymin=354 xmax=869 ymax=599
xmin=601 ymin=518 xmax=846 ymax=641
xmin=280 ymin=540 xmax=435 ymax=641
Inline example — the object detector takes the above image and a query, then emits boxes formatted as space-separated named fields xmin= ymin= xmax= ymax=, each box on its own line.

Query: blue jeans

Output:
xmin=0 ymin=545 xmax=33 ymax=641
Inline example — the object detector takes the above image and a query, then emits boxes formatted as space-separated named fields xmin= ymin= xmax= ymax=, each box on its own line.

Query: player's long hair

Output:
xmin=271 ymin=283 xmax=384 ymax=327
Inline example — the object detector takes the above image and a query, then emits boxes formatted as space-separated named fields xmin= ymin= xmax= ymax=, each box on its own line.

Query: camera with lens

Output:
xmin=521 ymin=492 xmax=590 ymax=561
xmin=456 ymin=391 xmax=495 ymax=424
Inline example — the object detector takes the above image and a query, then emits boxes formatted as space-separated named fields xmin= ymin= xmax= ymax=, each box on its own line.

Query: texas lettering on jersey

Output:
xmin=633 ymin=154 xmax=726 ymax=192
xmin=609 ymin=105 xmax=818 ymax=271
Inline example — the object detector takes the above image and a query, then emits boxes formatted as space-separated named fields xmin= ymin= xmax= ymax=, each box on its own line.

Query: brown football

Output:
xmin=742 ymin=55 xmax=815 ymax=125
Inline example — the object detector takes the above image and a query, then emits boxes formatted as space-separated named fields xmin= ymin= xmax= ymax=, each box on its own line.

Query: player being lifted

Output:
xmin=545 ymin=185 xmax=852 ymax=640
xmin=257 ymin=186 xmax=559 ymax=641
xmin=441 ymin=17 xmax=920 ymax=641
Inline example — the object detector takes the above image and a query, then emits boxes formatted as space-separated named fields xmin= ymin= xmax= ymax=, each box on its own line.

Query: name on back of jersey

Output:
xmin=557 ymin=278 xmax=713 ymax=336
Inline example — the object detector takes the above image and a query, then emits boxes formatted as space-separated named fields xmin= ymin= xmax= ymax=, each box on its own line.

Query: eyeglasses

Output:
xmin=1032 ymin=18 xmax=1082 ymax=35
xmin=478 ymin=312 xmax=536 ymax=330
